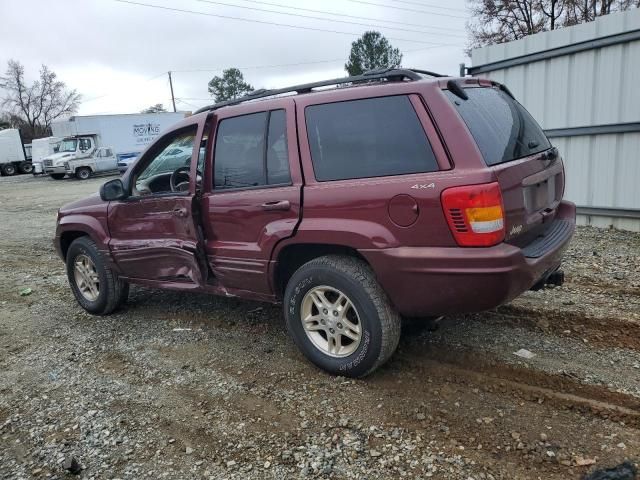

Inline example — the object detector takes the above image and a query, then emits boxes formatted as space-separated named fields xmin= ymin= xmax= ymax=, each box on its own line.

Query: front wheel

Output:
xmin=75 ymin=167 xmax=91 ymax=180
xmin=66 ymin=237 xmax=129 ymax=315
xmin=284 ymin=255 xmax=401 ymax=377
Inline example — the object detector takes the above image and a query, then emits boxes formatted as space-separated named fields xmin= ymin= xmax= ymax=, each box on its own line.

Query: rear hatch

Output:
xmin=444 ymin=85 xmax=564 ymax=246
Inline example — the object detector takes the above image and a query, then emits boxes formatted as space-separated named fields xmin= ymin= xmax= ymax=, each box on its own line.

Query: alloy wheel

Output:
xmin=73 ymin=254 xmax=100 ymax=302
xmin=300 ymin=285 xmax=362 ymax=357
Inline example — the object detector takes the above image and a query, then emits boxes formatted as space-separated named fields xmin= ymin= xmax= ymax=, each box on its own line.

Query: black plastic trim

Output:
xmin=521 ymin=219 xmax=573 ymax=259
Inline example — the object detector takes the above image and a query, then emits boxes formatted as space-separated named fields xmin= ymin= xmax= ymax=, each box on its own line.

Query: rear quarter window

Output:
xmin=445 ymin=87 xmax=550 ymax=166
xmin=305 ymin=95 xmax=438 ymax=181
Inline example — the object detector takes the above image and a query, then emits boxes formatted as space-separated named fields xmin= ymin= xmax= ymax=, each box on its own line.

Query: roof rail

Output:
xmin=194 ymin=67 xmax=447 ymax=114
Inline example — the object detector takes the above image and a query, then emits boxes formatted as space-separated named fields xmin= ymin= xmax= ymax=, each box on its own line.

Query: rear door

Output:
xmin=444 ymin=85 xmax=564 ymax=244
xmin=200 ymin=101 xmax=302 ymax=296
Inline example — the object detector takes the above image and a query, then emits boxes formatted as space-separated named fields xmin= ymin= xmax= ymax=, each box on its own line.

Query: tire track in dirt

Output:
xmin=492 ymin=305 xmax=640 ymax=351
xmin=395 ymin=345 xmax=640 ymax=427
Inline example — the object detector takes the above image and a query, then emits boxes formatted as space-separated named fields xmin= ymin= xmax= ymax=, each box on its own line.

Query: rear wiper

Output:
xmin=539 ymin=147 xmax=558 ymax=161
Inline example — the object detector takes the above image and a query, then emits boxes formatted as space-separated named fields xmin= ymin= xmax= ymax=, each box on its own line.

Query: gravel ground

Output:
xmin=1 ymin=174 xmax=639 ymax=480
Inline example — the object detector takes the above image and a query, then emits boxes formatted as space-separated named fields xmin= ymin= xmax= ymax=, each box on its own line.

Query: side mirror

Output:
xmin=100 ymin=178 xmax=128 ymax=201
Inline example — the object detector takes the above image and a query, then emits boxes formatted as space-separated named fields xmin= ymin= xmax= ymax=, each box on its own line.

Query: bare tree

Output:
xmin=0 ymin=60 xmax=81 ymax=140
xmin=466 ymin=0 xmax=639 ymax=51
xmin=540 ymin=0 xmax=565 ymax=30
xmin=466 ymin=1 xmax=547 ymax=53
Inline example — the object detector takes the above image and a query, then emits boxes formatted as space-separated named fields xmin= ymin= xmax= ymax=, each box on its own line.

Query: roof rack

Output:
xmin=194 ymin=67 xmax=447 ymax=114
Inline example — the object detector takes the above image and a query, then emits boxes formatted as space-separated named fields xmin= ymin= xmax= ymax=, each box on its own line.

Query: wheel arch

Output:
xmin=272 ymin=243 xmax=370 ymax=299
xmin=56 ymin=216 xmax=110 ymax=261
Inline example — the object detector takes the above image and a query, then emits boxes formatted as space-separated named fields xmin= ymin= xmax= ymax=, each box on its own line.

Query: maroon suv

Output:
xmin=55 ymin=68 xmax=575 ymax=377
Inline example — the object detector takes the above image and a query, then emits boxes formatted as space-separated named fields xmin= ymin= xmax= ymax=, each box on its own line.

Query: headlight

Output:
xmin=55 ymin=161 xmax=65 ymax=167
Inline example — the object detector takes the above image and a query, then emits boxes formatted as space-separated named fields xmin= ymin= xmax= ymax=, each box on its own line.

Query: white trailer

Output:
xmin=0 ymin=129 xmax=32 ymax=176
xmin=31 ymin=136 xmax=61 ymax=174
xmin=44 ymin=112 xmax=186 ymax=179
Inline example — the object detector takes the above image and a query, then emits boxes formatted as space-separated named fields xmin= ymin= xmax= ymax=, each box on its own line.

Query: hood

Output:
xmin=59 ymin=192 xmax=107 ymax=215
xmin=45 ymin=152 xmax=75 ymax=162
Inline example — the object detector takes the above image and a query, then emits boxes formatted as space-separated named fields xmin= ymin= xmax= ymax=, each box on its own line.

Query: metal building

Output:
xmin=468 ymin=8 xmax=640 ymax=231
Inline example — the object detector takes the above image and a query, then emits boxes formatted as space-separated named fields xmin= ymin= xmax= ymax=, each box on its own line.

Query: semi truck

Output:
xmin=44 ymin=112 xmax=186 ymax=179
xmin=0 ymin=129 xmax=33 ymax=176
xmin=31 ymin=137 xmax=61 ymax=174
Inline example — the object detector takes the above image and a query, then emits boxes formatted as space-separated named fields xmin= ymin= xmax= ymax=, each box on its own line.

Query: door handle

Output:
xmin=261 ymin=200 xmax=291 ymax=211
xmin=172 ymin=207 xmax=188 ymax=218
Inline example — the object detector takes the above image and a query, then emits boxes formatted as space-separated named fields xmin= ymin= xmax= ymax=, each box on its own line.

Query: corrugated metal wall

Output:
xmin=469 ymin=8 xmax=640 ymax=231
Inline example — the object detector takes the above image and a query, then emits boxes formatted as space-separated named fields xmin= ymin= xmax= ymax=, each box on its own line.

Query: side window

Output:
xmin=79 ymin=138 xmax=92 ymax=152
xmin=105 ymin=148 xmax=113 ymax=157
xmin=214 ymin=109 xmax=290 ymax=190
xmin=135 ymin=127 xmax=196 ymax=195
xmin=267 ymin=110 xmax=291 ymax=185
xmin=305 ymin=96 xmax=439 ymax=181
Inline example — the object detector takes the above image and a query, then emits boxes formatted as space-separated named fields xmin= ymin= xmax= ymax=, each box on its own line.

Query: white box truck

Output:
xmin=44 ymin=112 xmax=186 ymax=179
xmin=0 ymin=129 xmax=33 ymax=175
xmin=31 ymin=137 xmax=61 ymax=174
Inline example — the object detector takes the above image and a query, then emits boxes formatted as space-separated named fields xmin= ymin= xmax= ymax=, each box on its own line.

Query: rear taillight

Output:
xmin=442 ymin=182 xmax=505 ymax=247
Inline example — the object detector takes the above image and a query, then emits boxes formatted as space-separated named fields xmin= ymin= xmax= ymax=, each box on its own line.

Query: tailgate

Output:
xmin=493 ymin=151 xmax=565 ymax=245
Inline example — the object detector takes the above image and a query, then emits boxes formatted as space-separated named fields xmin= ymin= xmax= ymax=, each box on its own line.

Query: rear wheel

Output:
xmin=284 ymin=255 xmax=401 ymax=377
xmin=66 ymin=237 xmax=128 ymax=315
xmin=75 ymin=167 xmax=91 ymax=180
xmin=18 ymin=162 xmax=33 ymax=174
xmin=50 ymin=173 xmax=65 ymax=180
xmin=1 ymin=163 xmax=17 ymax=176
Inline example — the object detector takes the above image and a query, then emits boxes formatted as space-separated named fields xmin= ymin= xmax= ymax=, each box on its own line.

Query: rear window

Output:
xmin=305 ymin=95 xmax=438 ymax=181
xmin=445 ymin=87 xmax=550 ymax=166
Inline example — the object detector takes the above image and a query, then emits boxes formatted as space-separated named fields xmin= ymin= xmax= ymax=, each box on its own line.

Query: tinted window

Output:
xmin=214 ymin=110 xmax=290 ymax=189
xmin=266 ymin=110 xmax=291 ymax=185
xmin=305 ymin=96 xmax=438 ymax=181
xmin=214 ymin=112 xmax=266 ymax=189
xmin=445 ymin=87 xmax=550 ymax=166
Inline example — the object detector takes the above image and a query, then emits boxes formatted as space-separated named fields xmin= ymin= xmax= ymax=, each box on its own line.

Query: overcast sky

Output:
xmin=0 ymin=0 xmax=470 ymax=116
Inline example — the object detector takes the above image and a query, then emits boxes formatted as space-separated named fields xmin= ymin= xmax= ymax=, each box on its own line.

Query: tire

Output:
xmin=1 ymin=163 xmax=17 ymax=176
xmin=18 ymin=162 xmax=33 ymax=174
xmin=66 ymin=236 xmax=129 ymax=315
xmin=75 ymin=167 xmax=91 ymax=180
xmin=284 ymin=255 xmax=401 ymax=377
xmin=50 ymin=173 xmax=66 ymax=180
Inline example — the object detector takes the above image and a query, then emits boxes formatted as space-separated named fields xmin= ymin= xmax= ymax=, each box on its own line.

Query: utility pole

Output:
xmin=168 ymin=71 xmax=176 ymax=112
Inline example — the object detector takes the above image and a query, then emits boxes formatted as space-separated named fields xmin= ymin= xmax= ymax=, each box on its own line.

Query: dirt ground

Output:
xmin=1 ymin=173 xmax=639 ymax=480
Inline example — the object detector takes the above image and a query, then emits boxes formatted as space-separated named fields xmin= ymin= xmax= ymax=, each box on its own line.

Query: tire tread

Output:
xmin=293 ymin=254 xmax=401 ymax=376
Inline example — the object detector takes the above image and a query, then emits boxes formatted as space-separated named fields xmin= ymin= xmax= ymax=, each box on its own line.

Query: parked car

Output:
xmin=117 ymin=154 xmax=138 ymax=174
xmin=65 ymin=146 xmax=118 ymax=180
xmin=54 ymin=68 xmax=575 ymax=377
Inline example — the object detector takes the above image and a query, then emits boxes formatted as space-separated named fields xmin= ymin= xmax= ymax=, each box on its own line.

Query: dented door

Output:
xmin=108 ymin=195 xmax=202 ymax=284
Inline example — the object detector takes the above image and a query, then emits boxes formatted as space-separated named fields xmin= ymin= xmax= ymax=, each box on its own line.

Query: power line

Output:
xmin=226 ymin=0 xmax=464 ymax=33
xmin=345 ymin=0 xmax=467 ymax=19
xmin=111 ymin=0 xmax=447 ymax=44
xmin=192 ymin=0 xmax=465 ymax=37
xmin=170 ymin=44 xmax=455 ymax=74
xmin=386 ymin=0 xmax=466 ymax=12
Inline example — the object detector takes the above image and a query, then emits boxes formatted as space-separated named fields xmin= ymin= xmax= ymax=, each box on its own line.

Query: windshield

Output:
xmin=445 ymin=87 xmax=551 ymax=166
xmin=59 ymin=139 xmax=78 ymax=153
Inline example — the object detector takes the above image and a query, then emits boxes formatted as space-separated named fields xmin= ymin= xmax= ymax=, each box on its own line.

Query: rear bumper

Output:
xmin=360 ymin=201 xmax=576 ymax=317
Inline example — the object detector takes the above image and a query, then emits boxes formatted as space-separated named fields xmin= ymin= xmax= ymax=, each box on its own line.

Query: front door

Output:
xmin=201 ymin=104 xmax=302 ymax=296
xmin=108 ymin=125 xmax=204 ymax=284
xmin=95 ymin=147 xmax=118 ymax=172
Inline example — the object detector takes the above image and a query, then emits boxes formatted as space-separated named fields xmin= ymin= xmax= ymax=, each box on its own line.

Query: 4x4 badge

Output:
xmin=411 ymin=183 xmax=435 ymax=189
